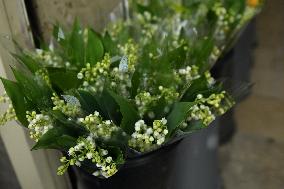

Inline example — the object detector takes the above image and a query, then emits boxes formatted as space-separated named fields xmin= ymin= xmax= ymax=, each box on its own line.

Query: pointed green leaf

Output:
xmin=75 ymin=90 xmax=103 ymax=115
xmin=32 ymin=111 xmax=88 ymax=150
xmin=86 ymin=29 xmax=104 ymax=64
xmin=12 ymin=68 xmax=53 ymax=110
xmin=181 ymin=77 xmax=222 ymax=102
xmin=107 ymin=90 xmax=139 ymax=134
xmin=102 ymin=32 xmax=117 ymax=55
xmin=32 ymin=127 xmax=77 ymax=150
xmin=47 ymin=68 xmax=80 ymax=91
xmin=99 ymin=89 xmax=122 ymax=125
xmin=166 ymin=102 xmax=195 ymax=135
xmin=67 ymin=20 xmax=85 ymax=67
xmin=130 ymin=70 xmax=140 ymax=98
xmin=1 ymin=78 xmax=29 ymax=127
xmin=13 ymin=53 xmax=42 ymax=73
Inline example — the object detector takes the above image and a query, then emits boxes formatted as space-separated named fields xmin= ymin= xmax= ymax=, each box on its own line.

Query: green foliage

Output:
xmin=182 ymin=76 xmax=223 ymax=102
xmin=102 ymin=32 xmax=118 ymax=55
xmin=166 ymin=102 xmax=195 ymax=135
xmin=32 ymin=127 xmax=77 ymax=150
xmin=75 ymin=90 xmax=103 ymax=115
xmin=67 ymin=20 xmax=86 ymax=67
xmin=13 ymin=53 xmax=42 ymax=73
xmin=107 ymin=90 xmax=140 ymax=135
xmin=32 ymin=111 xmax=88 ymax=150
xmin=86 ymin=29 xmax=104 ymax=65
xmin=48 ymin=68 xmax=80 ymax=91
xmin=181 ymin=120 xmax=207 ymax=133
xmin=12 ymin=68 xmax=53 ymax=110
xmin=1 ymin=78 xmax=29 ymax=126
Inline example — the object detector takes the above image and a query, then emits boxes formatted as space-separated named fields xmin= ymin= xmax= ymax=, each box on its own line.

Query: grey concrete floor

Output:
xmin=219 ymin=0 xmax=284 ymax=189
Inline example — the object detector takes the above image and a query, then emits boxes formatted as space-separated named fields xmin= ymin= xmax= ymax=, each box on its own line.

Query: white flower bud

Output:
xmin=86 ymin=152 xmax=93 ymax=159
xmin=163 ymin=129 xmax=168 ymax=135
xmin=106 ymin=156 xmax=112 ymax=163
xmin=146 ymin=128 xmax=153 ymax=135
xmin=94 ymin=111 xmax=99 ymax=116
xmin=102 ymin=150 xmax=108 ymax=156
xmin=68 ymin=147 xmax=75 ymax=155
xmin=197 ymin=94 xmax=203 ymax=99
xmin=77 ymin=73 xmax=84 ymax=79
xmin=161 ymin=118 xmax=167 ymax=125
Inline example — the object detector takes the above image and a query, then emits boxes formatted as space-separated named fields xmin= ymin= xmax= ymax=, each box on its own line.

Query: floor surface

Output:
xmin=220 ymin=0 xmax=284 ymax=188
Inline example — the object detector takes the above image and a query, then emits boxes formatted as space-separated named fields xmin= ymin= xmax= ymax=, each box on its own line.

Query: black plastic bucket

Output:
xmin=73 ymin=140 xmax=182 ymax=189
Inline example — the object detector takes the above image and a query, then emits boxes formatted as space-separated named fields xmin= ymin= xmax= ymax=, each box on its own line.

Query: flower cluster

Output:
xmin=212 ymin=3 xmax=238 ymax=42
xmin=188 ymin=104 xmax=215 ymax=126
xmin=35 ymin=69 xmax=51 ymax=87
xmin=136 ymin=11 xmax=159 ymax=43
xmin=209 ymin=46 xmax=222 ymax=65
xmin=128 ymin=118 xmax=168 ymax=152
xmin=135 ymin=87 xmax=179 ymax=117
xmin=110 ymin=67 xmax=132 ymax=97
xmin=186 ymin=91 xmax=231 ymax=127
xmin=26 ymin=111 xmax=53 ymax=141
xmin=34 ymin=49 xmax=65 ymax=68
xmin=0 ymin=93 xmax=16 ymax=125
xmin=77 ymin=54 xmax=111 ymax=93
xmin=117 ymin=40 xmax=138 ymax=72
xmin=204 ymin=71 xmax=216 ymax=86
xmin=108 ymin=41 xmax=139 ymax=97
xmin=158 ymin=86 xmax=180 ymax=104
xmin=78 ymin=111 xmax=121 ymax=140
xmin=135 ymin=92 xmax=155 ymax=117
xmin=206 ymin=92 xmax=235 ymax=115
xmin=57 ymin=137 xmax=118 ymax=178
xmin=51 ymin=93 xmax=81 ymax=117
xmin=178 ymin=65 xmax=200 ymax=83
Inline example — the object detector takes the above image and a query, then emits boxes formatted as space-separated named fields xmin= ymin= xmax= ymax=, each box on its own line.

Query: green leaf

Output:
xmin=102 ymin=32 xmax=117 ymax=55
xmin=49 ymin=111 xmax=88 ymax=135
xmin=1 ymin=78 xmax=29 ymax=127
xmin=96 ymin=129 xmax=130 ymax=150
xmin=107 ymin=90 xmax=140 ymax=135
xmin=182 ymin=77 xmax=222 ymax=102
xmin=167 ymin=44 xmax=187 ymax=69
xmin=191 ymin=37 xmax=214 ymax=71
xmin=135 ymin=1 xmax=165 ymax=17
xmin=99 ymin=89 xmax=122 ymax=125
xmin=52 ymin=24 xmax=66 ymax=45
xmin=166 ymin=102 xmax=195 ymax=135
xmin=75 ymin=89 xmax=122 ymax=125
xmin=12 ymin=68 xmax=53 ymax=110
xmin=130 ymin=70 xmax=140 ymax=98
xmin=32 ymin=111 xmax=88 ymax=150
xmin=32 ymin=127 xmax=77 ymax=150
xmin=13 ymin=53 xmax=42 ymax=73
xmin=67 ymin=20 xmax=85 ymax=67
xmin=86 ymin=29 xmax=104 ymax=65
xmin=75 ymin=90 xmax=103 ymax=115
xmin=181 ymin=120 xmax=207 ymax=133
xmin=47 ymin=68 xmax=80 ymax=91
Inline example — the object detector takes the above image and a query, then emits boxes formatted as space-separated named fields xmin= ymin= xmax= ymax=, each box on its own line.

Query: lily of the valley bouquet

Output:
xmin=0 ymin=0 xmax=257 ymax=178
xmin=117 ymin=0 xmax=263 ymax=65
